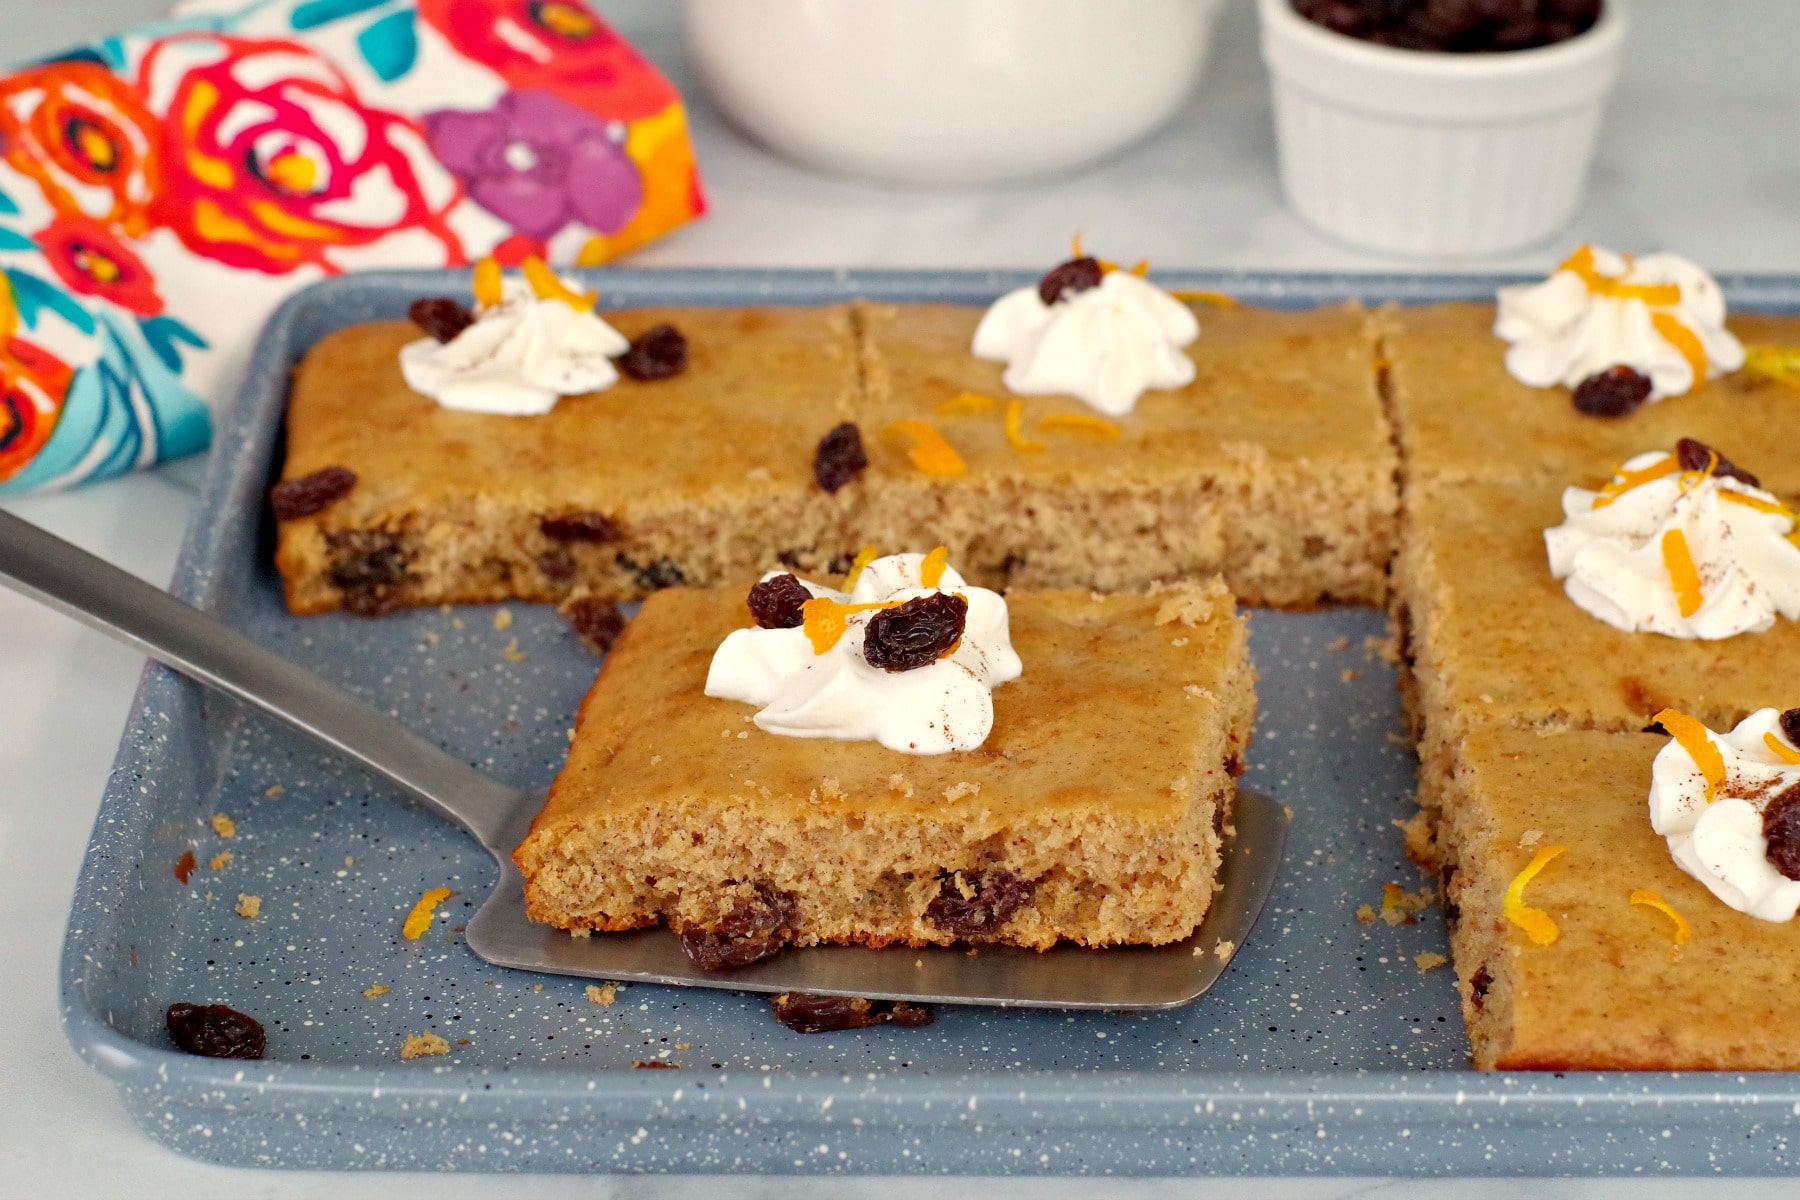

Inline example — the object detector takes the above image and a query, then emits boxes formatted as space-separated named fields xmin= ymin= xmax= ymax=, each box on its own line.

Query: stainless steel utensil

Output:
xmin=0 ymin=507 xmax=1285 ymax=1008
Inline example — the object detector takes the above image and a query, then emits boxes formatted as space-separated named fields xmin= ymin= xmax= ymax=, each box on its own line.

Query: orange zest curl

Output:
xmin=1650 ymin=312 xmax=1708 ymax=388
xmin=1591 ymin=454 xmax=1678 ymax=508
xmin=1039 ymin=412 xmax=1121 ymax=440
xmin=1629 ymin=889 xmax=1692 ymax=945
xmin=1558 ymin=245 xmax=1683 ymax=306
xmin=1744 ymin=345 xmax=1800 ymax=387
xmin=801 ymin=597 xmax=900 ymax=655
xmin=1170 ymin=289 xmax=1239 ymax=308
xmin=522 ymin=256 xmax=597 ymax=311
xmin=1503 ymin=845 xmax=1567 ymax=946
xmin=843 ymin=544 xmax=879 ymax=589
xmin=1004 ymin=399 xmax=1045 ymax=454
xmin=1660 ymin=528 xmax=1704 ymax=618
xmin=935 ymin=391 xmax=998 ymax=417
xmin=889 ymin=420 xmax=966 ymax=477
xmin=1764 ymin=731 xmax=1800 ymax=765
xmin=402 ymin=887 xmax=454 ymax=940
xmin=471 ymin=256 xmax=503 ymax=309
xmin=919 ymin=545 xmax=950 ymax=589
xmin=1653 ymin=707 xmax=1726 ymax=802
xmin=1720 ymin=490 xmax=1798 ymax=521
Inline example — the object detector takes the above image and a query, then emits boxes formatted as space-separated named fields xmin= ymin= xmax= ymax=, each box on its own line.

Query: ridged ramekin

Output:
xmin=1257 ymin=0 xmax=1628 ymax=258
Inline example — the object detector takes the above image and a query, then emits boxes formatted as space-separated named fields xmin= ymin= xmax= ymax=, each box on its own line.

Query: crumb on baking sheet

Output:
xmin=494 ymin=607 xmax=513 ymax=631
xmin=1379 ymin=882 xmax=1438 ymax=926
xmin=1415 ymin=952 xmax=1448 ymax=973
xmin=264 ymin=784 xmax=284 ymax=798
xmin=235 ymin=894 xmax=261 ymax=919
xmin=586 ymin=983 xmax=617 ymax=1007
xmin=363 ymin=984 xmax=390 ymax=998
xmin=1326 ymin=635 xmax=1350 ymax=652
xmin=1356 ymin=904 xmax=1377 ymax=924
xmin=500 ymin=637 xmax=525 ymax=663
xmin=1341 ymin=668 xmax=1361 ymax=683
xmin=209 ymin=850 xmax=233 ymax=872
xmin=210 ymin=813 xmax=236 ymax=838
xmin=401 ymin=1032 xmax=449 ymax=1059
xmin=1363 ymin=633 xmax=1399 ymax=665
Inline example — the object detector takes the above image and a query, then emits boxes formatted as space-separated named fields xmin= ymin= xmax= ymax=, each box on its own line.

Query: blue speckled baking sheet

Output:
xmin=60 ymin=269 xmax=1800 ymax=1174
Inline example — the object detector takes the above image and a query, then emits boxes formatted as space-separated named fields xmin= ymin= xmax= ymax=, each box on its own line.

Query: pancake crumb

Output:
xmin=494 ymin=607 xmax=513 ymax=630
xmin=1363 ymin=633 xmax=1399 ymax=665
xmin=1326 ymin=635 xmax=1350 ymax=652
xmin=263 ymin=784 xmax=284 ymax=798
xmin=208 ymin=851 xmax=233 ymax=872
xmin=586 ymin=983 xmax=617 ymax=1007
xmin=401 ymin=1032 xmax=449 ymax=1059
xmin=363 ymin=984 xmax=389 ymax=998
xmin=210 ymin=813 xmax=236 ymax=838
xmin=1213 ymin=938 xmax=1236 ymax=960
xmin=234 ymin=894 xmax=261 ymax=919
xmin=500 ymin=637 xmax=524 ymax=663
xmin=1415 ymin=952 xmax=1448 ymax=973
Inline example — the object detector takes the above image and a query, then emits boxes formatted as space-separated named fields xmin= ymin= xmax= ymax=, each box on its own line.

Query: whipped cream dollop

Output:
xmin=1495 ymin=245 xmax=1745 ymax=400
xmin=972 ymin=266 xmax=1199 ymax=417
xmin=1544 ymin=448 xmax=1800 ymax=639
xmin=704 ymin=551 xmax=1021 ymax=755
xmin=1651 ymin=708 xmax=1800 ymax=921
xmin=400 ymin=267 xmax=628 ymax=416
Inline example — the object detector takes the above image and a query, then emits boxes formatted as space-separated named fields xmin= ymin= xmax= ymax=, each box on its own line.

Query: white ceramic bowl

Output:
xmin=682 ymin=0 xmax=1225 ymax=187
xmin=1258 ymin=0 xmax=1629 ymax=258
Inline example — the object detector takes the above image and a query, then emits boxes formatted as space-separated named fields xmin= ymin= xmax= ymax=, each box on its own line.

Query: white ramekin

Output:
xmin=1257 ymin=0 xmax=1628 ymax=258
xmin=682 ymin=0 xmax=1225 ymax=187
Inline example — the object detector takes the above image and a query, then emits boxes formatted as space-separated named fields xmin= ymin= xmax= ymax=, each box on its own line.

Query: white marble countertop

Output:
xmin=4 ymin=1 xmax=1798 ymax=1195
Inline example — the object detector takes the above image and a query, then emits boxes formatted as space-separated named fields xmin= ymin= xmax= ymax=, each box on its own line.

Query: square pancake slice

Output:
xmin=273 ymin=306 xmax=863 ymax=614
xmin=513 ymin=578 xmax=1255 ymax=955
xmin=849 ymin=301 xmax=1398 ymax=607
xmin=1383 ymin=303 xmax=1800 ymax=494
xmin=1393 ymin=479 xmax=1800 ymax=868
xmin=1440 ymin=725 xmax=1800 ymax=1071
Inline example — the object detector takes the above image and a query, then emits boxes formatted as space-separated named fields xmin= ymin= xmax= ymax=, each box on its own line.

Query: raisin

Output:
xmin=924 ymin=867 xmax=1039 ymax=939
xmin=1292 ymin=0 xmax=1598 ymax=51
xmin=324 ymin=529 xmax=413 ymax=615
xmin=769 ymin=993 xmax=935 ymax=1034
xmin=1782 ymin=708 xmax=1800 ymax=748
xmin=1571 ymin=365 xmax=1652 ymax=418
xmin=863 ymin=593 xmax=967 ymax=672
xmin=537 ymin=551 xmax=576 ymax=584
xmin=1469 ymin=965 xmax=1492 ymax=1010
xmin=174 ymin=850 xmax=196 ymax=884
xmin=408 ymin=296 xmax=474 ymax=343
xmin=813 ymin=422 xmax=868 ymax=494
xmin=540 ymin=511 xmax=621 ymax=543
xmin=1764 ymin=785 xmax=1800 ymax=881
xmin=166 ymin=1002 xmax=265 ymax=1059
xmin=675 ymin=883 xmax=796 ymax=972
xmin=1675 ymin=437 xmax=1760 ymax=488
xmin=747 ymin=574 xmax=811 ymax=629
xmin=1037 ymin=256 xmax=1104 ymax=305
xmin=270 ymin=465 xmax=357 ymax=520
xmin=563 ymin=595 xmax=625 ymax=654
xmin=616 ymin=553 xmax=686 ymax=590
xmin=617 ymin=323 xmax=688 ymax=381
xmin=633 ymin=1060 xmax=679 ymax=1069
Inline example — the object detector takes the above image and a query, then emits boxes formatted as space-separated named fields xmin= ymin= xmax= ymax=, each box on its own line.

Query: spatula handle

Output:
xmin=0 ymin=508 xmax=520 ymax=849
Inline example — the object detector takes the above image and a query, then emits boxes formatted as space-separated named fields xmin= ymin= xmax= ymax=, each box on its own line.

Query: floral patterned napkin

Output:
xmin=0 ymin=0 xmax=703 ymax=494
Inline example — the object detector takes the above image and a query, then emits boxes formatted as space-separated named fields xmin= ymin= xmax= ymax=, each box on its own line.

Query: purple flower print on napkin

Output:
xmin=425 ymin=88 xmax=642 ymax=241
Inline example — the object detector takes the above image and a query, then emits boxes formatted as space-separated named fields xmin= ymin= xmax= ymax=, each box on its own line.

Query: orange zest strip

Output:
xmin=1503 ymin=845 xmax=1567 ymax=946
xmin=1004 ymin=399 xmax=1045 ymax=453
xmin=1127 ymin=259 xmax=1150 ymax=277
xmin=1039 ymin=412 xmax=1121 ymax=440
xmin=919 ymin=545 xmax=949 ymax=589
xmin=471 ymin=256 xmax=503 ymax=309
xmin=1170 ymin=289 xmax=1239 ymax=308
xmin=1764 ymin=731 xmax=1800 ymax=765
xmin=889 ymin=420 xmax=966 ymax=477
xmin=1070 ymin=233 xmax=1084 ymax=259
xmin=1744 ymin=345 xmax=1800 ymax=387
xmin=1591 ymin=454 xmax=1678 ymax=508
xmin=1558 ymin=245 xmax=1683 ymax=306
xmin=935 ymin=391 xmax=997 ymax=417
xmin=522 ymin=256 xmax=597 ymax=311
xmin=1654 ymin=708 xmax=1726 ymax=802
xmin=1629 ymin=889 xmax=1692 ymax=945
xmin=1650 ymin=311 xmax=1708 ymax=388
xmin=402 ymin=887 xmax=454 ymax=940
xmin=843 ymin=544 xmax=879 ymax=589
xmin=1720 ymin=490 xmax=1798 ymax=521
xmin=801 ymin=596 xmax=900 ymax=655
xmin=1660 ymin=528 xmax=1704 ymax=618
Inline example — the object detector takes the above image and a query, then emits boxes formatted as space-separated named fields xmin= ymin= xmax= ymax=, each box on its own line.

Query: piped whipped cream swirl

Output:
xmin=1651 ymin=708 xmax=1800 ymax=921
xmin=1544 ymin=448 xmax=1800 ymax=639
xmin=705 ymin=551 xmax=1021 ymax=755
xmin=1496 ymin=245 xmax=1745 ymax=400
xmin=972 ymin=265 xmax=1199 ymax=417
xmin=400 ymin=259 xmax=628 ymax=415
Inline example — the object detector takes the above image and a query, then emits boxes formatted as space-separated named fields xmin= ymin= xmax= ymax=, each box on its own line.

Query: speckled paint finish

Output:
xmin=61 ymin=270 xmax=1800 ymax=1174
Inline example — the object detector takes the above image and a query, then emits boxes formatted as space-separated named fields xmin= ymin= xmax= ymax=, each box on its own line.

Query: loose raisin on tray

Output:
xmin=166 ymin=1002 xmax=266 ymax=1060
xmin=1676 ymin=436 xmax=1760 ymax=488
xmin=813 ymin=422 xmax=868 ymax=494
xmin=769 ymin=993 xmax=936 ymax=1035
xmin=1764 ymin=785 xmax=1800 ymax=882
xmin=1781 ymin=708 xmax=1800 ymax=748
xmin=863 ymin=593 xmax=967 ymax=672
xmin=562 ymin=595 xmax=626 ymax=654
xmin=747 ymin=573 xmax=811 ymax=629
xmin=1571 ymin=365 xmax=1651 ymax=418
xmin=270 ymin=465 xmax=357 ymax=520
xmin=924 ymin=867 xmax=1039 ymax=939
xmin=1037 ymin=256 xmax=1103 ymax=305
xmin=540 ymin=511 xmax=621 ymax=543
xmin=676 ymin=883 xmax=796 ymax=972
xmin=408 ymin=296 xmax=474 ymax=343
xmin=173 ymin=850 xmax=196 ymax=884
xmin=617 ymin=323 xmax=688 ymax=381
xmin=324 ymin=528 xmax=413 ymax=615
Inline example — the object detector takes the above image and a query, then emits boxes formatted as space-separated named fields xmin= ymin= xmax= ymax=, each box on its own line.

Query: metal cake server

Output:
xmin=0 ymin=508 xmax=1286 ymax=1009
